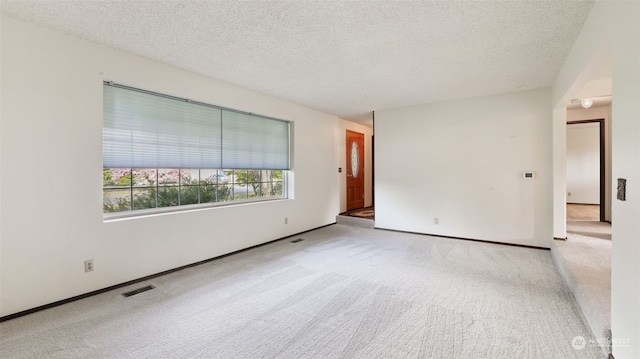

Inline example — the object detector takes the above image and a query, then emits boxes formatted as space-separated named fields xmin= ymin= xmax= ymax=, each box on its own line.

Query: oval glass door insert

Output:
xmin=351 ymin=142 xmax=359 ymax=178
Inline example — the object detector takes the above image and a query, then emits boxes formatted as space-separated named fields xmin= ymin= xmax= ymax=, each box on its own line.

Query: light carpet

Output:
xmin=0 ymin=224 xmax=603 ymax=358
xmin=552 ymin=220 xmax=611 ymax=356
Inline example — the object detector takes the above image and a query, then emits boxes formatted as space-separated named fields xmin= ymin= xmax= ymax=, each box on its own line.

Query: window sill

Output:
xmin=103 ymin=197 xmax=289 ymax=223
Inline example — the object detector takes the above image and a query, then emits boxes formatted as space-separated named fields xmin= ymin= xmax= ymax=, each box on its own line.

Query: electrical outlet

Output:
xmin=285 ymin=217 xmax=288 ymax=224
xmin=84 ymin=259 xmax=94 ymax=273
xmin=434 ymin=218 xmax=439 ymax=225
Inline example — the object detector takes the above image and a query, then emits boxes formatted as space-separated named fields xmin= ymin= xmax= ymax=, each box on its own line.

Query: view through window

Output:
xmin=103 ymin=169 xmax=284 ymax=213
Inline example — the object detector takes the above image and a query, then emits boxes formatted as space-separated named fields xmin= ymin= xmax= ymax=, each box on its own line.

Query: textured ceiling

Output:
xmin=1 ymin=0 xmax=594 ymax=125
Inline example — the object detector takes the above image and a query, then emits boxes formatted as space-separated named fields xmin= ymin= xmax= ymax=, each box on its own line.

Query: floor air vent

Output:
xmin=290 ymin=238 xmax=304 ymax=243
xmin=121 ymin=285 xmax=155 ymax=298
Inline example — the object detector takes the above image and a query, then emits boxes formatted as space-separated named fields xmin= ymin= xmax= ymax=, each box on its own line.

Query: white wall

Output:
xmin=0 ymin=15 xmax=348 ymax=317
xmin=552 ymin=2 xmax=640 ymax=357
xmin=337 ymin=121 xmax=373 ymax=213
xmin=566 ymin=122 xmax=600 ymax=204
xmin=375 ymin=88 xmax=552 ymax=248
xmin=574 ymin=78 xmax=612 ymax=101
xmin=552 ymin=107 xmax=567 ymax=239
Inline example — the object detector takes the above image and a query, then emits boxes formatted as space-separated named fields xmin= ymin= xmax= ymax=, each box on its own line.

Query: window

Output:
xmin=103 ymin=82 xmax=290 ymax=216
xmin=102 ymin=169 xmax=284 ymax=213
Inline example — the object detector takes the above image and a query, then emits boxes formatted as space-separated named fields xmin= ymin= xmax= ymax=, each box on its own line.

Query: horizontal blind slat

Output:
xmin=222 ymin=111 xmax=290 ymax=170
xmin=103 ymin=83 xmax=290 ymax=170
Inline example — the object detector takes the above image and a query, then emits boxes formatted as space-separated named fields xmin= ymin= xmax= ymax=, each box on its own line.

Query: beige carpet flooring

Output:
xmin=552 ymin=218 xmax=611 ymax=356
xmin=1 ymin=225 xmax=603 ymax=358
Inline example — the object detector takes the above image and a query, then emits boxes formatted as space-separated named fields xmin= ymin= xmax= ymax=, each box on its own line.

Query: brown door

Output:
xmin=346 ymin=130 xmax=365 ymax=211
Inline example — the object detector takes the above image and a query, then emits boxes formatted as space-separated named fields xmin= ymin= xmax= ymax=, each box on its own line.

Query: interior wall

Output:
xmin=552 ymin=2 xmax=640 ymax=358
xmin=567 ymin=104 xmax=612 ymax=221
xmin=566 ymin=123 xmax=600 ymax=205
xmin=552 ymin=108 xmax=567 ymax=238
xmin=0 ymin=15 xmax=344 ymax=317
xmin=574 ymin=78 xmax=612 ymax=100
xmin=375 ymin=88 xmax=553 ymax=248
xmin=337 ymin=121 xmax=373 ymax=213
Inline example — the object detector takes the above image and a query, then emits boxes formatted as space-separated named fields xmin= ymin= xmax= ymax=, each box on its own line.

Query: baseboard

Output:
xmin=374 ymin=227 xmax=550 ymax=250
xmin=554 ymin=237 xmax=567 ymax=241
xmin=0 ymin=222 xmax=336 ymax=323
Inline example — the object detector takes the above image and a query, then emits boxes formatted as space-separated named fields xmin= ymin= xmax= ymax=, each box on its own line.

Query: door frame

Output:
xmin=566 ymin=119 xmax=606 ymax=222
xmin=346 ymin=129 xmax=365 ymax=211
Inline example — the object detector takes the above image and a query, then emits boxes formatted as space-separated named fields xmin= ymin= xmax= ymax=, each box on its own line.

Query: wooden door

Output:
xmin=346 ymin=130 xmax=365 ymax=211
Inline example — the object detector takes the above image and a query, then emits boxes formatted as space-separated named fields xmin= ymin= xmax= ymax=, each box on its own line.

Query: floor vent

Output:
xmin=290 ymin=238 xmax=304 ymax=243
xmin=122 ymin=285 xmax=155 ymax=298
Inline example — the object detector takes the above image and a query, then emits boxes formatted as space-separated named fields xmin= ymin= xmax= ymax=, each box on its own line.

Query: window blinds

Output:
xmin=103 ymin=83 xmax=290 ymax=170
xmin=222 ymin=111 xmax=291 ymax=169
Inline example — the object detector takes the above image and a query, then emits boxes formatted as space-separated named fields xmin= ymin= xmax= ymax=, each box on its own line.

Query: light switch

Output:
xmin=617 ymin=178 xmax=626 ymax=201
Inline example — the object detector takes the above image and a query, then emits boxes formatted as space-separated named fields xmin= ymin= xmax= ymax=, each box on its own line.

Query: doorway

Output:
xmin=566 ymin=119 xmax=605 ymax=222
xmin=346 ymin=130 xmax=365 ymax=211
xmin=560 ymin=119 xmax=611 ymax=353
